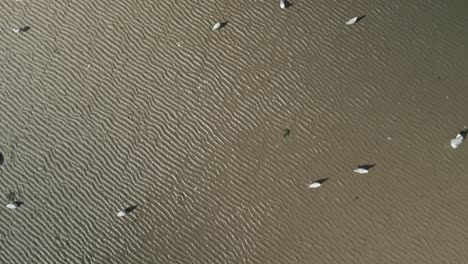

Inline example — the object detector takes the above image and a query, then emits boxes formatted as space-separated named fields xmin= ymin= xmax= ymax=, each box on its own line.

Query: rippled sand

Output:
xmin=1 ymin=0 xmax=468 ymax=263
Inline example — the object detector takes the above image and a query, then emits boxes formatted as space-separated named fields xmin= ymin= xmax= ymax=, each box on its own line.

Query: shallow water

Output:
xmin=0 ymin=0 xmax=468 ymax=263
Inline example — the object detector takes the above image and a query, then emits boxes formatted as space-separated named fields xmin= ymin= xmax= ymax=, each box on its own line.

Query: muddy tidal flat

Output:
xmin=1 ymin=0 xmax=468 ymax=263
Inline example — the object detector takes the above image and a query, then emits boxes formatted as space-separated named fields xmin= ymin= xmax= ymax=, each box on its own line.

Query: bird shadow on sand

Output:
xmin=355 ymin=15 xmax=366 ymax=23
xmin=18 ymin=26 xmax=31 ymax=33
xmin=459 ymin=129 xmax=468 ymax=138
xmin=123 ymin=205 xmax=138 ymax=214
xmin=357 ymin=164 xmax=375 ymax=170
xmin=217 ymin=22 xmax=229 ymax=30
xmin=315 ymin=178 xmax=329 ymax=184
xmin=284 ymin=0 xmax=293 ymax=8
xmin=12 ymin=201 xmax=24 ymax=208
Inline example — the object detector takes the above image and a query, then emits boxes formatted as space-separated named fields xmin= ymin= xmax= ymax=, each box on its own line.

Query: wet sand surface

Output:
xmin=0 ymin=0 xmax=468 ymax=263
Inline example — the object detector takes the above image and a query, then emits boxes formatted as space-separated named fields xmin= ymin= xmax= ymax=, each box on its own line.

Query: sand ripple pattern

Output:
xmin=0 ymin=0 xmax=467 ymax=263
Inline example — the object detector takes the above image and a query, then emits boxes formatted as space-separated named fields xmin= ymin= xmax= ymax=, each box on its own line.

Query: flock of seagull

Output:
xmin=5 ymin=1 xmax=467 ymax=219
xmin=306 ymin=130 xmax=467 ymax=189
xmin=212 ymin=2 xmax=468 ymax=189
xmin=211 ymin=1 xmax=363 ymax=31
xmin=5 ymin=0 xmax=367 ymax=216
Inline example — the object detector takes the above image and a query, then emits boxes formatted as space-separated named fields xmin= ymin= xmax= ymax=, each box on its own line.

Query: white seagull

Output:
xmin=451 ymin=132 xmax=466 ymax=149
xmin=6 ymin=202 xmax=18 ymax=209
xmin=345 ymin=17 xmax=359 ymax=25
xmin=354 ymin=165 xmax=374 ymax=174
xmin=117 ymin=205 xmax=137 ymax=217
xmin=307 ymin=178 xmax=328 ymax=188
xmin=13 ymin=26 xmax=30 ymax=33
xmin=212 ymin=22 xmax=222 ymax=31
xmin=353 ymin=167 xmax=369 ymax=174
xmin=280 ymin=0 xmax=286 ymax=9
xmin=280 ymin=0 xmax=291 ymax=9
xmin=307 ymin=181 xmax=322 ymax=188
xmin=117 ymin=210 xmax=127 ymax=217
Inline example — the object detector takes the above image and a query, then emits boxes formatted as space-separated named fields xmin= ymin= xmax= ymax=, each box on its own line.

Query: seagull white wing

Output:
xmin=307 ymin=182 xmax=321 ymax=188
xmin=279 ymin=0 xmax=286 ymax=9
xmin=451 ymin=134 xmax=464 ymax=149
xmin=6 ymin=203 xmax=17 ymax=209
xmin=117 ymin=211 xmax=126 ymax=217
xmin=353 ymin=168 xmax=368 ymax=174
xmin=346 ymin=17 xmax=358 ymax=25
xmin=212 ymin=22 xmax=221 ymax=31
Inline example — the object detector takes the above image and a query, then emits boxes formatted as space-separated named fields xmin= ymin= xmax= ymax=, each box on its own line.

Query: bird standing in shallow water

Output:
xmin=5 ymin=192 xmax=22 ymax=209
xmin=212 ymin=22 xmax=228 ymax=31
xmin=6 ymin=202 xmax=18 ymax=209
xmin=353 ymin=167 xmax=368 ymax=174
xmin=212 ymin=22 xmax=222 ymax=31
xmin=279 ymin=0 xmax=292 ymax=9
xmin=451 ymin=131 xmax=466 ymax=149
xmin=117 ymin=210 xmax=126 ymax=217
xmin=307 ymin=178 xmax=328 ymax=188
xmin=345 ymin=17 xmax=359 ymax=25
xmin=354 ymin=164 xmax=374 ymax=174
xmin=13 ymin=26 xmax=30 ymax=33
xmin=307 ymin=181 xmax=322 ymax=188
xmin=280 ymin=0 xmax=286 ymax=9
xmin=117 ymin=205 xmax=138 ymax=217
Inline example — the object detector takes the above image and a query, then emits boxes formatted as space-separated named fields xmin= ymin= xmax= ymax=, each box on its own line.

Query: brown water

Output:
xmin=1 ymin=0 xmax=468 ymax=263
